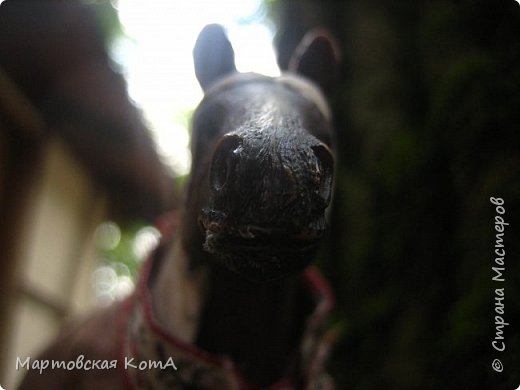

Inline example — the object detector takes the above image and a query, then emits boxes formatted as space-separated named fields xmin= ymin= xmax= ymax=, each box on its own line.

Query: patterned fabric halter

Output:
xmin=119 ymin=223 xmax=337 ymax=389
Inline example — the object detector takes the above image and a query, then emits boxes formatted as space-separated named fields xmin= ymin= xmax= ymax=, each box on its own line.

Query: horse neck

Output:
xmin=150 ymin=234 xmax=208 ymax=343
xmin=150 ymin=231 xmax=308 ymax=386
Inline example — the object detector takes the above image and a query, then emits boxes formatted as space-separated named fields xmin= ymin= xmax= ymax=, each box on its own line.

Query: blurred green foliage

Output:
xmin=97 ymin=222 xmax=147 ymax=280
xmin=79 ymin=0 xmax=148 ymax=282
xmin=81 ymin=0 xmax=124 ymax=44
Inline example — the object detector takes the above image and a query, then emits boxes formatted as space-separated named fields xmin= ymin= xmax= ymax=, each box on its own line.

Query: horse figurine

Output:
xmin=19 ymin=23 xmax=339 ymax=389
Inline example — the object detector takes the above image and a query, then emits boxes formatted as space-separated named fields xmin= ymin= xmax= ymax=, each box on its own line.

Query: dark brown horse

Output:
xmin=19 ymin=23 xmax=339 ymax=389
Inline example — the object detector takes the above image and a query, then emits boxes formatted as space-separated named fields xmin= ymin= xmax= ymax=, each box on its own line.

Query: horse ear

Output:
xmin=193 ymin=24 xmax=236 ymax=91
xmin=288 ymin=29 xmax=340 ymax=96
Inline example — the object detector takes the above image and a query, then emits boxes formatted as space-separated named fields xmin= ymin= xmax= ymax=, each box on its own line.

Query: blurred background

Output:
xmin=1 ymin=0 xmax=519 ymax=389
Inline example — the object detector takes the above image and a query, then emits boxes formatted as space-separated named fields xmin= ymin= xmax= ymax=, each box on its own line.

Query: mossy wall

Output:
xmin=272 ymin=1 xmax=520 ymax=388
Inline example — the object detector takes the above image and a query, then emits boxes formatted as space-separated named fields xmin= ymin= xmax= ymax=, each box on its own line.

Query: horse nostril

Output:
xmin=210 ymin=134 xmax=242 ymax=192
xmin=311 ymin=144 xmax=334 ymax=204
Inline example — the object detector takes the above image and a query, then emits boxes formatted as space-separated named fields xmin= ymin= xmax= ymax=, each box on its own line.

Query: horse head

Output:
xmin=183 ymin=24 xmax=339 ymax=281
